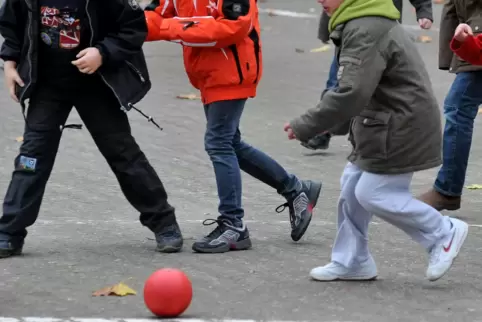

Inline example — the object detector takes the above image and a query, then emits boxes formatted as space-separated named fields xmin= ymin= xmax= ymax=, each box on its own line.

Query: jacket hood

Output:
xmin=328 ymin=0 xmax=400 ymax=33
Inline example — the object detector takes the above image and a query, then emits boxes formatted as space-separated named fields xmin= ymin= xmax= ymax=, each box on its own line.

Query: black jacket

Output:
xmin=0 ymin=0 xmax=151 ymax=111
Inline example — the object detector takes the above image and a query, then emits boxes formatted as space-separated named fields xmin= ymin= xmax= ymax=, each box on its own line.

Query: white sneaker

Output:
xmin=426 ymin=218 xmax=468 ymax=282
xmin=310 ymin=257 xmax=378 ymax=281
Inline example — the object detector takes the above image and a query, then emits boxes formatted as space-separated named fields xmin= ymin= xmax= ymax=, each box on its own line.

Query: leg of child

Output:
xmin=310 ymin=163 xmax=377 ymax=281
xmin=311 ymin=162 xmax=468 ymax=282
xmin=192 ymin=99 xmax=321 ymax=253
xmin=0 ymin=85 xmax=73 ymax=258
xmin=354 ymin=166 xmax=467 ymax=282
xmin=74 ymin=79 xmax=182 ymax=253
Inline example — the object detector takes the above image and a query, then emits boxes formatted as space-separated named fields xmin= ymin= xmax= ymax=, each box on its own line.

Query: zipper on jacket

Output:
xmin=126 ymin=61 xmax=146 ymax=83
xmin=248 ymin=29 xmax=260 ymax=84
xmin=228 ymin=44 xmax=244 ymax=85
xmin=19 ymin=6 xmax=34 ymax=104
xmin=85 ymin=0 xmax=126 ymax=110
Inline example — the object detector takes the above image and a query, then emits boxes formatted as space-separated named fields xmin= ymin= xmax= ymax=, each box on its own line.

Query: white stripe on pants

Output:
xmin=332 ymin=163 xmax=452 ymax=267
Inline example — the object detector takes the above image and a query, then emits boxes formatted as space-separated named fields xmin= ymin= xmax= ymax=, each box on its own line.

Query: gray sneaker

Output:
xmin=155 ymin=222 xmax=183 ymax=253
xmin=192 ymin=219 xmax=252 ymax=254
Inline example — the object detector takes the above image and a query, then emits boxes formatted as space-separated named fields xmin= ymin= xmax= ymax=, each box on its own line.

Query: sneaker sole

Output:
xmin=427 ymin=220 xmax=468 ymax=282
xmin=156 ymin=244 xmax=183 ymax=253
xmin=311 ymin=274 xmax=378 ymax=282
xmin=192 ymin=238 xmax=252 ymax=254
xmin=291 ymin=181 xmax=322 ymax=242
xmin=0 ymin=247 xmax=23 ymax=259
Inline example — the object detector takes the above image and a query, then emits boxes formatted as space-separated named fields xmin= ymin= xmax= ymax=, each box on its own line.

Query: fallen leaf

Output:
xmin=295 ymin=48 xmax=305 ymax=53
xmin=176 ymin=93 xmax=201 ymax=100
xmin=15 ymin=136 xmax=23 ymax=142
xmin=92 ymin=282 xmax=137 ymax=297
xmin=310 ymin=44 xmax=331 ymax=53
xmin=416 ymin=35 xmax=432 ymax=43
xmin=466 ymin=184 xmax=482 ymax=190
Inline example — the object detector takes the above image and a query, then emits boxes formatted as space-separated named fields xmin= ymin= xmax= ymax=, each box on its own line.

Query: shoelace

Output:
xmin=202 ymin=219 xmax=227 ymax=239
xmin=275 ymin=202 xmax=295 ymax=228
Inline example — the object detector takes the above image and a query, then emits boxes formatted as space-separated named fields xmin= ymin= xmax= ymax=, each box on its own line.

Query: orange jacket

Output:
xmin=145 ymin=0 xmax=262 ymax=105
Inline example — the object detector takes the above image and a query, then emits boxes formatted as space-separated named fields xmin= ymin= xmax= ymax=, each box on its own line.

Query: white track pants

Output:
xmin=332 ymin=163 xmax=452 ymax=267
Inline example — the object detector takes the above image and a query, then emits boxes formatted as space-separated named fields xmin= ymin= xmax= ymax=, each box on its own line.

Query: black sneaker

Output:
xmin=300 ymin=132 xmax=332 ymax=150
xmin=192 ymin=219 xmax=252 ymax=253
xmin=276 ymin=180 xmax=322 ymax=241
xmin=155 ymin=222 xmax=183 ymax=253
xmin=0 ymin=239 xmax=24 ymax=258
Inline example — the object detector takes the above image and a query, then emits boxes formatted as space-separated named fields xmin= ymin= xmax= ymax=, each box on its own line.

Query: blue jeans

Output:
xmin=434 ymin=71 xmax=482 ymax=197
xmin=326 ymin=54 xmax=339 ymax=90
xmin=204 ymin=99 xmax=301 ymax=225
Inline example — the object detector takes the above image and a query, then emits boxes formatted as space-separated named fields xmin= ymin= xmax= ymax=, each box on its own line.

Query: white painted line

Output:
xmin=257 ymin=8 xmax=440 ymax=32
xmin=35 ymin=219 xmax=373 ymax=226
xmin=35 ymin=218 xmax=482 ymax=229
xmin=0 ymin=319 xmax=352 ymax=322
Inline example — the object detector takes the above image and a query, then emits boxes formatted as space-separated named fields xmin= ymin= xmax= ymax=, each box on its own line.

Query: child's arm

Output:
xmin=145 ymin=0 xmax=255 ymax=48
xmin=289 ymin=28 xmax=386 ymax=142
xmin=450 ymin=34 xmax=482 ymax=66
xmin=0 ymin=0 xmax=24 ymax=63
xmin=409 ymin=0 xmax=433 ymax=22
xmin=94 ymin=0 xmax=149 ymax=65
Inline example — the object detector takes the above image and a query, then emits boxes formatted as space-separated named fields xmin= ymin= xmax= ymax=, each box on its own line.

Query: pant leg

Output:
xmin=355 ymin=170 xmax=452 ymax=250
xmin=325 ymin=54 xmax=339 ymax=92
xmin=0 ymin=86 xmax=73 ymax=241
xmin=434 ymin=71 xmax=482 ymax=197
xmin=232 ymin=128 xmax=301 ymax=201
xmin=204 ymin=99 xmax=245 ymax=223
xmin=204 ymin=99 xmax=302 ymax=223
xmin=73 ymin=78 xmax=176 ymax=232
xmin=331 ymin=163 xmax=373 ymax=267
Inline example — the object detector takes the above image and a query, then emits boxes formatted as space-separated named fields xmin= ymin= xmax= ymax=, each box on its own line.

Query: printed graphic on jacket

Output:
xmin=40 ymin=5 xmax=82 ymax=50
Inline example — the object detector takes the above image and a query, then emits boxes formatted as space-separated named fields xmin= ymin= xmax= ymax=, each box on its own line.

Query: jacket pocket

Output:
xmin=125 ymin=61 xmax=146 ymax=84
xmin=352 ymin=110 xmax=391 ymax=160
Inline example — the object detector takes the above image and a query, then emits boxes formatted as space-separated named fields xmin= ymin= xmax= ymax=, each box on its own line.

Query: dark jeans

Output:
xmin=0 ymin=77 xmax=176 ymax=242
xmin=434 ymin=71 xmax=482 ymax=197
xmin=203 ymin=99 xmax=301 ymax=225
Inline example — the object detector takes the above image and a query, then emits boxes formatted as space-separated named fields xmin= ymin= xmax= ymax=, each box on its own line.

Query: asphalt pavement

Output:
xmin=1 ymin=1 xmax=482 ymax=321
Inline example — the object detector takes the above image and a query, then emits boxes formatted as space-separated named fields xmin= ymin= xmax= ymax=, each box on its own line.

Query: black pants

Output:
xmin=0 ymin=77 xmax=176 ymax=241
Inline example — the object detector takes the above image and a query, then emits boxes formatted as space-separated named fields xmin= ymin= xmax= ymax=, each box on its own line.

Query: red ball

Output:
xmin=144 ymin=268 xmax=193 ymax=318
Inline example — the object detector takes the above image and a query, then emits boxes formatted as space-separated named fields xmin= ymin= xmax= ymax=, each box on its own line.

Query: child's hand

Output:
xmin=418 ymin=18 xmax=432 ymax=30
xmin=454 ymin=23 xmax=473 ymax=43
xmin=3 ymin=61 xmax=24 ymax=103
xmin=284 ymin=123 xmax=297 ymax=140
xmin=72 ymin=47 xmax=103 ymax=74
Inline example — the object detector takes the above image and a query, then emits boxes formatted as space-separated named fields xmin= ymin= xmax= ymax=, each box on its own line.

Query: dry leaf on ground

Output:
xmin=176 ymin=93 xmax=201 ymax=100
xmin=15 ymin=136 xmax=23 ymax=142
xmin=466 ymin=184 xmax=482 ymax=190
xmin=310 ymin=44 xmax=331 ymax=53
xmin=417 ymin=35 xmax=432 ymax=43
xmin=92 ymin=282 xmax=137 ymax=297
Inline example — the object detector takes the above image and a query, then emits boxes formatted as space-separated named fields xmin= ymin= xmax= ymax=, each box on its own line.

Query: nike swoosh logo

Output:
xmin=443 ymin=229 xmax=456 ymax=252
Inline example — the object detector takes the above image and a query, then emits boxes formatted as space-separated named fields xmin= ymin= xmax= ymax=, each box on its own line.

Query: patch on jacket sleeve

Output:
xmin=128 ymin=0 xmax=140 ymax=10
xmin=337 ymin=55 xmax=362 ymax=83
xmin=222 ymin=0 xmax=250 ymax=20
xmin=18 ymin=156 xmax=37 ymax=172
